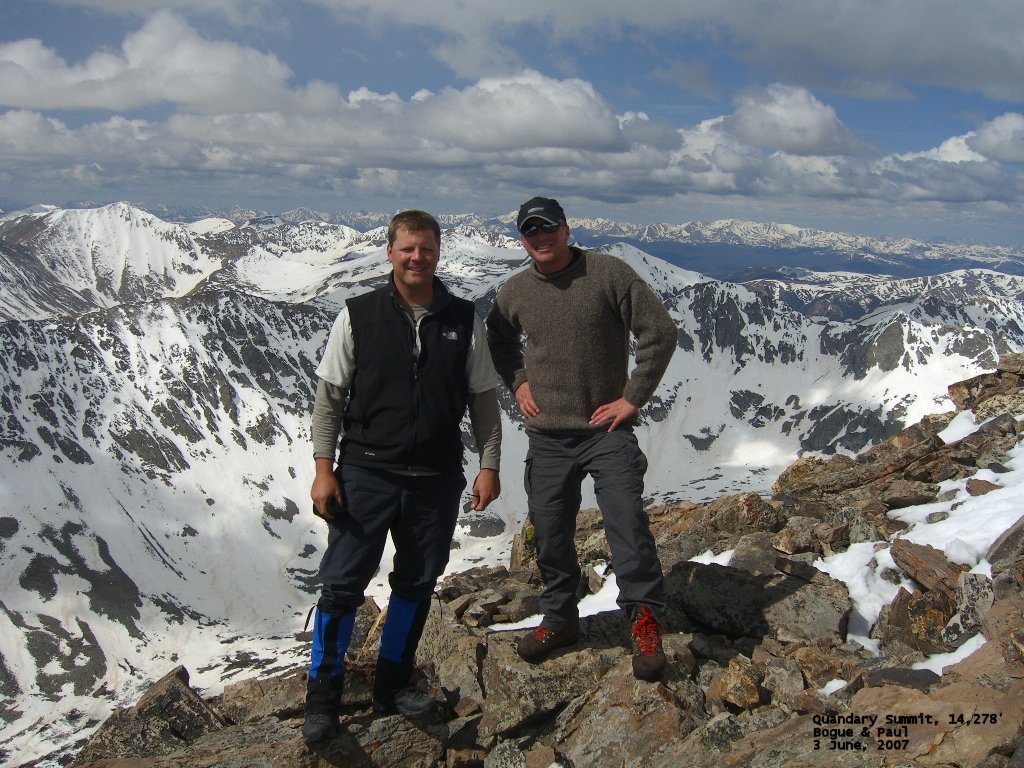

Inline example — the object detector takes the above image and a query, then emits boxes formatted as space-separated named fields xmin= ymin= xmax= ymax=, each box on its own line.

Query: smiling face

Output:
xmin=520 ymin=218 xmax=572 ymax=274
xmin=387 ymin=226 xmax=439 ymax=305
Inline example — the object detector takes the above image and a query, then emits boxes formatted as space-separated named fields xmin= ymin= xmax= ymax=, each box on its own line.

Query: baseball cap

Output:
xmin=516 ymin=197 xmax=566 ymax=232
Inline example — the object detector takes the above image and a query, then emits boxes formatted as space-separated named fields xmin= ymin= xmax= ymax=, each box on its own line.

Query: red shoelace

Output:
xmin=631 ymin=609 xmax=662 ymax=655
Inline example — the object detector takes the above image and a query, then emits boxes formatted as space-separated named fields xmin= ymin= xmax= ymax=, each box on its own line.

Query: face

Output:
xmin=520 ymin=219 xmax=572 ymax=274
xmin=387 ymin=226 xmax=439 ymax=302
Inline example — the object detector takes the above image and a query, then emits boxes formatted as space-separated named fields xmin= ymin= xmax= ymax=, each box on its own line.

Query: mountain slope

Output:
xmin=0 ymin=203 xmax=231 ymax=321
xmin=1 ymin=203 xmax=1022 ymax=765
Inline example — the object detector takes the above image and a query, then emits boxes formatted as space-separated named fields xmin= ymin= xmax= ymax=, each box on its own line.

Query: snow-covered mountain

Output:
xmin=1 ymin=202 xmax=1022 ymax=765
xmin=134 ymin=202 xmax=1024 ymax=279
xmin=742 ymin=267 xmax=1024 ymax=323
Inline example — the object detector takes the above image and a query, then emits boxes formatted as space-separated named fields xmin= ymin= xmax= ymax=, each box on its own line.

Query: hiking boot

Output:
xmin=373 ymin=685 xmax=439 ymax=719
xmin=630 ymin=606 xmax=666 ymax=681
xmin=302 ymin=713 xmax=340 ymax=744
xmin=516 ymin=622 xmax=580 ymax=663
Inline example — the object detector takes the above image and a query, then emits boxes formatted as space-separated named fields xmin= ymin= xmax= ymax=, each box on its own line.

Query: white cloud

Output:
xmin=36 ymin=1 xmax=1024 ymax=101
xmin=723 ymin=85 xmax=874 ymax=157
xmin=0 ymin=11 xmax=340 ymax=113
xmin=969 ymin=113 xmax=1024 ymax=163
xmin=302 ymin=0 xmax=1024 ymax=99
xmin=2 ymin=6 xmax=1023 ymax=243
xmin=705 ymin=1 xmax=1024 ymax=100
xmin=414 ymin=72 xmax=624 ymax=152
xmin=47 ymin=0 xmax=280 ymax=25
xmin=899 ymin=136 xmax=988 ymax=164
xmin=872 ymin=148 xmax=1015 ymax=204
xmin=618 ymin=112 xmax=681 ymax=151
xmin=1 ymin=73 xmax=1020 ymax=216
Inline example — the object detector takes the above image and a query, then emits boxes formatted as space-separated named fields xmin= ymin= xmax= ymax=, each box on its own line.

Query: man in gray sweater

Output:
xmin=486 ymin=196 xmax=677 ymax=680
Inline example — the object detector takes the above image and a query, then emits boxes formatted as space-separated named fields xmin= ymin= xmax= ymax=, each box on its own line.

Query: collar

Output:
xmin=531 ymin=247 xmax=584 ymax=280
xmin=387 ymin=274 xmax=452 ymax=312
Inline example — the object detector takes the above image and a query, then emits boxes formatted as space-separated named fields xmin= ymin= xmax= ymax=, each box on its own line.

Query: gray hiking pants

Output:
xmin=525 ymin=429 xmax=666 ymax=628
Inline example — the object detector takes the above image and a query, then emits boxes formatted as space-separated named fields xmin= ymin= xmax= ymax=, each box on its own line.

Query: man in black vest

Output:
xmin=303 ymin=210 xmax=502 ymax=744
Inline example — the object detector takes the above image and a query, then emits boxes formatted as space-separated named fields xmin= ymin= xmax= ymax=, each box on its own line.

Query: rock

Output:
xmin=787 ymin=644 xmax=850 ymax=690
xmin=996 ymin=352 xmax=1024 ymax=375
xmin=889 ymin=539 xmax=968 ymax=598
xmin=552 ymin=658 xmax=702 ymax=765
xmin=217 ymin=667 xmax=305 ymax=723
xmin=814 ymin=520 xmax=850 ymax=554
xmin=830 ymin=505 xmax=884 ymax=544
xmin=356 ymin=715 xmax=449 ymax=768
xmin=461 ymin=589 xmax=507 ymax=627
xmin=483 ymin=738 xmax=526 ymax=767
xmin=72 ymin=666 xmax=227 ymax=765
xmin=941 ymin=572 xmax=994 ymax=647
xmin=981 ymin=591 xmax=1024 ymax=665
xmin=706 ymin=657 xmax=765 ymax=712
xmin=988 ymin=513 xmax=1024 ymax=566
xmin=772 ymin=515 xmax=820 ymax=555
xmin=850 ymin=678 xmax=1024 ymax=767
xmin=737 ymin=493 xmax=785 ymax=532
xmin=476 ymin=629 xmax=621 ymax=740
xmin=976 ymin=391 xmax=1024 ymax=421
xmin=649 ymin=712 xmax=746 ymax=768
xmin=759 ymin=656 xmax=805 ymax=707
xmin=418 ymin=606 xmax=488 ymax=717
xmin=523 ymin=744 xmax=557 ymax=768
xmin=761 ymin=565 xmax=852 ymax=645
xmin=726 ymin=531 xmax=779 ymax=575
xmin=881 ymin=586 xmax=957 ymax=655
xmin=967 ymin=477 xmax=1003 ymax=496
xmin=864 ymin=666 xmax=940 ymax=691
xmin=874 ymin=477 xmax=939 ymax=508
xmin=948 ymin=362 xmax=1024 ymax=411
xmin=664 ymin=562 xmax=769 ymax=638
xmin=904 ymin=452 xmax=974 ymax=483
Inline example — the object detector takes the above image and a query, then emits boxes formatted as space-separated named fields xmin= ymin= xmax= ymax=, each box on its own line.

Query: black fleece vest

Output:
xmin=340 ymin=281 xmax=474 ymax=474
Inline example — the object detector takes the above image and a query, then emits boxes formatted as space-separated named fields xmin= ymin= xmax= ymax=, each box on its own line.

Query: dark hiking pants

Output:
xmin=525 ymin=429 xmax=666 ymax=629
xmin=306 ymin=464 xmax=465 ymax=711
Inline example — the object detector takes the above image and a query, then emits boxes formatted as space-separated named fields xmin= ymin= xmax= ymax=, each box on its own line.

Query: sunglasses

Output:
xmin=520 ymin=221 xmax=561 ymax=237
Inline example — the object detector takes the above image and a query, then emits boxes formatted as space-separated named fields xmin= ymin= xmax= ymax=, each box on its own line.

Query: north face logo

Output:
xmin=443 ymin=330 xmax=459 ymax=341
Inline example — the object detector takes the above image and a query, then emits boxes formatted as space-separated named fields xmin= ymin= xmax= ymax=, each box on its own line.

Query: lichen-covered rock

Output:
xmin=72 ymin=666 xmax=227 ymax=765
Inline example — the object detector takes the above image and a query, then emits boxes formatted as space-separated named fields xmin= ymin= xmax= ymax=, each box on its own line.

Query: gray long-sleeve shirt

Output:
xmin=486 ymin=248 xmax=677 ymax=432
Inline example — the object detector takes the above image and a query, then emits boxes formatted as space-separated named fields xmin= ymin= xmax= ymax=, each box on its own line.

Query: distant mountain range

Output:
xmin=27 ymin=200 xmax=1016 ymax=280
xmin=1 ymin=201 xmax=1023 ymax=765
xmin=141 ymin=202 xmax=1024 ymax=280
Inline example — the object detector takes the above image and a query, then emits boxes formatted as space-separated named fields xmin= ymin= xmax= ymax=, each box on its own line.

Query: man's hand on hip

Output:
xmin=589 ymin=398 xmax=638 ymax=432
xmin=514 ymin=381 xmax=540 ymax=419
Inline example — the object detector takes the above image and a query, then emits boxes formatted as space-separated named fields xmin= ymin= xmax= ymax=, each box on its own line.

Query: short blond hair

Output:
xmin=387 ymin=210 xmax=441 ymax=247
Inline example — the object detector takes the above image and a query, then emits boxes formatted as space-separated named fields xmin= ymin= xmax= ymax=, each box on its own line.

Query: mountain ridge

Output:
xmin=8 ymin=199 xmax=1022 ymax=280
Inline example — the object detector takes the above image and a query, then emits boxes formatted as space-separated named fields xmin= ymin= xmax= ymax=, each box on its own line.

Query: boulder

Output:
xmin=72 ymin=666 xmax=227 ymax=765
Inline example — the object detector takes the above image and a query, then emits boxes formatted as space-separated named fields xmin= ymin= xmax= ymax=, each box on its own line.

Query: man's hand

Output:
xmin=514 ymin=381 xmax=540 ymax=419
xmin=589 ymin=397 xmax=638 ymax=432
xmin=470 ymin=468 xmax=500 ymax=511
xmin=311 ymin=457 xmax=343 ymax=521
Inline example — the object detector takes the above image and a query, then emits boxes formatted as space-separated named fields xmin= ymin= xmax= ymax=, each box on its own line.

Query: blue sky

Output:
xmin=1 ymin=0 xmax=1022 ymax=245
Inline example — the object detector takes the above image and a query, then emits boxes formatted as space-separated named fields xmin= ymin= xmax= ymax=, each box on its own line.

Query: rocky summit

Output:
xmin=70 ymin=358 xmax=1024 ymax=767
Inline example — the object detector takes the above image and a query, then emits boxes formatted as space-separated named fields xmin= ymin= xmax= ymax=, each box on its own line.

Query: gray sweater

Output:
xmin=486 ymin=248 xmax=677 ymax=432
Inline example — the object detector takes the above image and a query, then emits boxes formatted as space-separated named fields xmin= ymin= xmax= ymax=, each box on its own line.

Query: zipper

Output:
xmin=407 ymin=311 xmax=423 ymax=470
